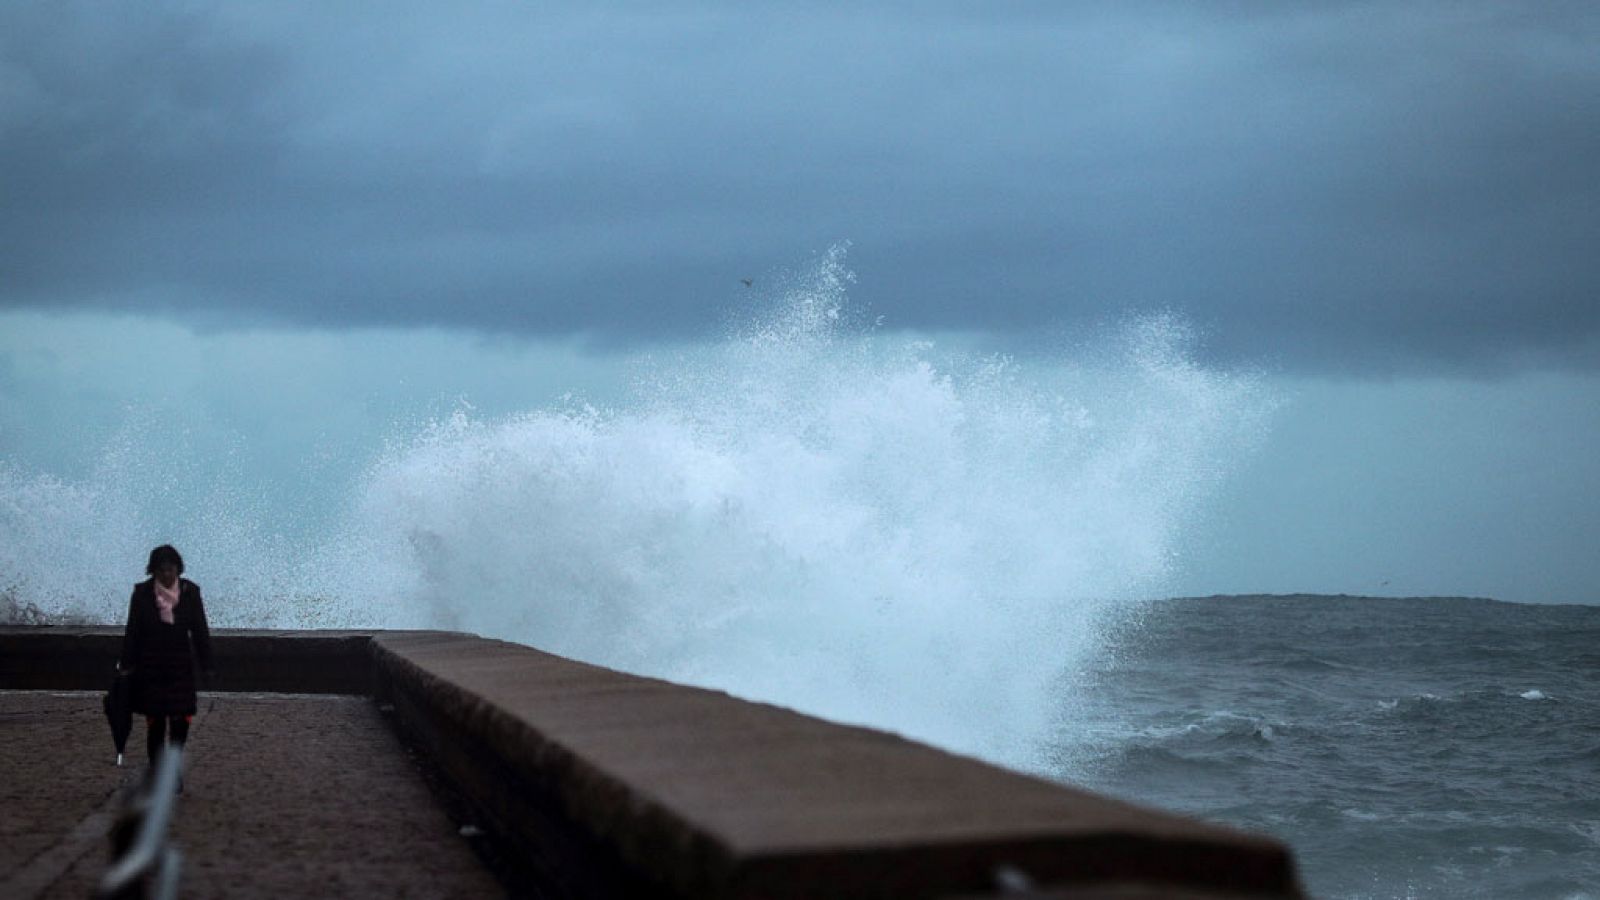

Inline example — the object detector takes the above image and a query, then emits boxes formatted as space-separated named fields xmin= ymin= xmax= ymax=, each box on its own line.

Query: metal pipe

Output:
xmin=96 ymin=747 xmax=183 ymax=899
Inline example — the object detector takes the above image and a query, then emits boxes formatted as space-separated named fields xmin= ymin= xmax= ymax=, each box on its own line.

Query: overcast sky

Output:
xmin=3 ymin=3 xmax=1598 ymax=604
xmin=4 ymin=2 xmax=1597 ymax=373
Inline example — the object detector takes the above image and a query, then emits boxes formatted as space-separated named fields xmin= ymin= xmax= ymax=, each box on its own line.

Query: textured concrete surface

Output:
xmin=0 ymin=692 xmax=128 ymax=897
xmin=373 ymin=632 xmax=1304 ymax=899
xmin=0 ymin=690 xmax=502 ymax=899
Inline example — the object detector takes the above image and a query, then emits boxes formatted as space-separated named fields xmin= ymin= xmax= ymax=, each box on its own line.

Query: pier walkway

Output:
xmin=0 ymin=628 xmax=1305 ymax=899
xmin=0 ymin=690 xmax=502 ymax=898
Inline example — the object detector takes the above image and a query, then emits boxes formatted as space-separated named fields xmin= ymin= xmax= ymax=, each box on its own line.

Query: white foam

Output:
xmin=1 ymin=246 xmax=1274 ymax=769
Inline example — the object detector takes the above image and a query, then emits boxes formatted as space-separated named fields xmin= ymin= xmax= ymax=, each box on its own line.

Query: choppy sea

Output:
xmin=1061 ymin=595 xmax=1600 ymax=899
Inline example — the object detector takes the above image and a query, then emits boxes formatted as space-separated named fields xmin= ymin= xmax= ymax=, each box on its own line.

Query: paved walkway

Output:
xmin=0 ymin=690 xmax=504 ymax=898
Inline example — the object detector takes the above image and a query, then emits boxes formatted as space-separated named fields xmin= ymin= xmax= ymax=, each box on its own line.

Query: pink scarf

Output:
xmin=153 ymin=578 xmax=181 ymax=625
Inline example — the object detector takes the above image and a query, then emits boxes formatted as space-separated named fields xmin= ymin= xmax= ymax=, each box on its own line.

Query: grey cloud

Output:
xmin=2 ymin=2 xmax=1597 ymax=373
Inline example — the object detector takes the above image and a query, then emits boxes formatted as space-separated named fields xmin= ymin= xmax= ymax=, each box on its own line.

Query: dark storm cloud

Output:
xmin=2 ymin=2 xmax=1597 ymax=372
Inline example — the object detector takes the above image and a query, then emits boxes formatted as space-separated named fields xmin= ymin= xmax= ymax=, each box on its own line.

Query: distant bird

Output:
xmin=740 ymin=278 xmax=753 ymax=288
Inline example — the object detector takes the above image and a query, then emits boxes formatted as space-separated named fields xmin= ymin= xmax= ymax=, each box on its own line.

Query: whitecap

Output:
xmin=0 ymin=247 xmax=1277 ymax=771
xmin=1520 ymin=689 xmax=1548 ymax=701
xmin=1571 ymin=821 xmax=1600 ymax=847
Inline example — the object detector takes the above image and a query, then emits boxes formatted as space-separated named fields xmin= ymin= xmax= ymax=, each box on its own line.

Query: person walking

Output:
xmin=119 ymin=545 xmax=214 ymax=766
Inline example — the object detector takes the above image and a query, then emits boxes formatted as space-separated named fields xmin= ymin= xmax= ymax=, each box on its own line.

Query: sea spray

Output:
xmin=0 ymin=246 xmax=1273 ymax=768
xmin=0 ymin=411 xmax=305 ymax=627
xmin=303 ymin=247 xmax=1273 ymax=765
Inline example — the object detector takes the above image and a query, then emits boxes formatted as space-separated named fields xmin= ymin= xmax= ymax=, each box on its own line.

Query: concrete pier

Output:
xmin=0 ymin=690 xmax=498 ymax=898
xmin=0 ymin=627 xmax=1304 ymax=898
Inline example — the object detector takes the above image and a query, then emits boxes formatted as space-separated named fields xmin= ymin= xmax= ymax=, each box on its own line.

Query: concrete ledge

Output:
xmin=0 ymin=627 xmax=1304 ymax=898
xmin=0 ymin=627 xmax=377 ymax=694
xmin=368 ymin=632 xmax=1302 ymax=899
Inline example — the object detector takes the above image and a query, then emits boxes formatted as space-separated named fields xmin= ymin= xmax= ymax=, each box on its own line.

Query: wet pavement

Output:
xmin=0 ymin=690 xmax=504 ymax=898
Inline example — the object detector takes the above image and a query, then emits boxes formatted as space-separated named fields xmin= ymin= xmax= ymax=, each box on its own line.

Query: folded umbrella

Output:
xmin=103 ymin=668 xmax=132 ymax=766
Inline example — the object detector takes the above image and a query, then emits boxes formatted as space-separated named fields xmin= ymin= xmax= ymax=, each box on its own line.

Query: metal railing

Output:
xmin=96 ymin=747 xmax=184 ymax=900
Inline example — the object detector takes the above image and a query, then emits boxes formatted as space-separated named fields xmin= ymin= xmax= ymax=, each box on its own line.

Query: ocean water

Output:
xmin=5 ymin=250 xmax=1591 ymax=897
xmin=0 ymin=247 xmax=1274 ymax=765
xmin=1061 ymin=594 xmax=1600 ymax=900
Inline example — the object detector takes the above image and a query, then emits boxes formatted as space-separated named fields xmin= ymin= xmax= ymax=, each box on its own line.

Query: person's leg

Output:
xmin=146 ymin=715 xmax=167 ymax=763
xmin=169 ymin=716 xmax=190 ymax=748
xmin=168 ymin=716 xmax=191 ymax=792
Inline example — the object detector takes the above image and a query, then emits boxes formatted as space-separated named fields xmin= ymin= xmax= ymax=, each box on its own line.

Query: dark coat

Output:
xmin=119 ymin=578 xmax=213 ymax=717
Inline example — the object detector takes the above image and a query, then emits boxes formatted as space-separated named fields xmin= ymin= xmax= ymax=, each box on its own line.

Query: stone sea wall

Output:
xmin=0 ymin=627 xmax=1303 ymax=898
